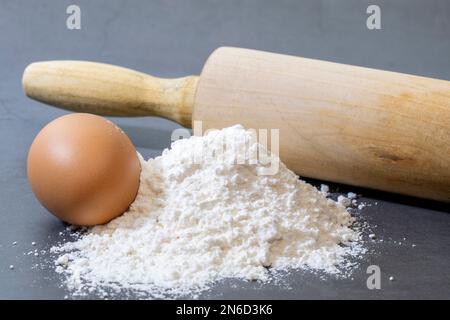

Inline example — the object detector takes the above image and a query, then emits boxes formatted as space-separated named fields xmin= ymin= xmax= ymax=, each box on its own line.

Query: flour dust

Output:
xmin=51 ymin=125 xmax=368 ymax=298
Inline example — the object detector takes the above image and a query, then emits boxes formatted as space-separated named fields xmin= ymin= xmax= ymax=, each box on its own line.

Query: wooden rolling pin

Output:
xmin=22 ymin=47 xmax=450 ymax=202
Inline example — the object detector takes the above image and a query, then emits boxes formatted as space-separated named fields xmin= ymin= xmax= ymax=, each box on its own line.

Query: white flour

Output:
xmin=51 ymin=125 xmax=365 ymax=297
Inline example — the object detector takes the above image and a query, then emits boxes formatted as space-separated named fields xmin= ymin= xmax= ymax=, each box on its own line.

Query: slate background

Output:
xmin=0 ymin=0 xmax=449 ymax=299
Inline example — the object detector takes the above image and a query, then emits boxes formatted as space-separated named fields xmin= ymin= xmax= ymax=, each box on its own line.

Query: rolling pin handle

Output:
xmin=22 ymin=61 xmax=198 ymax=128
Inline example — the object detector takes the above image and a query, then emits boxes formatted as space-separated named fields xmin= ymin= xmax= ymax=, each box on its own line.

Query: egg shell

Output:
xmin=27 ymin=113 xmax=141 ymax=226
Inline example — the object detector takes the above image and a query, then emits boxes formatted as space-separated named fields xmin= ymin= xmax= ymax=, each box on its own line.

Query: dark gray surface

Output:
xmin=0 ymin=0 xmax=449 ymax=299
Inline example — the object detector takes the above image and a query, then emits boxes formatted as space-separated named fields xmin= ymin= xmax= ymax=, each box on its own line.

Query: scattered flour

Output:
xmin=51 ymin=125 xmax=366 ymax=297
xmin=320 ymin=184 xmax=330 ymax=195
xmin=347 ymin=192 xmax=358 ymax=200
xmin=337 ymin=195 xmax=352 ymax=208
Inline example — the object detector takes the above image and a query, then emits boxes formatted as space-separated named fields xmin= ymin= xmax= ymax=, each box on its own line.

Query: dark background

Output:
xmin=0 ymin=0 xmax=449 ymax=299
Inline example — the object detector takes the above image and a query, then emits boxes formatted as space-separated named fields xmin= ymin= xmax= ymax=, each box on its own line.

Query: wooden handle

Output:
xmin=194 ymin=47 xmax=450 ymax=202
xmin=22 ymin=61 xmax=198 ymax=127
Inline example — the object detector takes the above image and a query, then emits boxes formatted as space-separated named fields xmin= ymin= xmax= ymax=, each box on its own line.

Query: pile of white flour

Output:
xmin=51 ymin=125 xmax=365 ymax=297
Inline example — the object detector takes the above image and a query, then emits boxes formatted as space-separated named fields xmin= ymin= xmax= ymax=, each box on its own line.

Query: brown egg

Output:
xmin=27 ymin=113 xmax=141 ymax=226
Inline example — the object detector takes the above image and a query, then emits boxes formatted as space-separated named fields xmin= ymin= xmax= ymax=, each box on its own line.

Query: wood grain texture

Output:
xmin=193 ymin=47 xmax=450 ymax=201
xmin=22 ymin=61 xmax=198 ymax=127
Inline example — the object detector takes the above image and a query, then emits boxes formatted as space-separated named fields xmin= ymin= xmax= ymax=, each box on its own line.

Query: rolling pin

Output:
xmin=22 ymin=47 xmax=450 ymax=202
